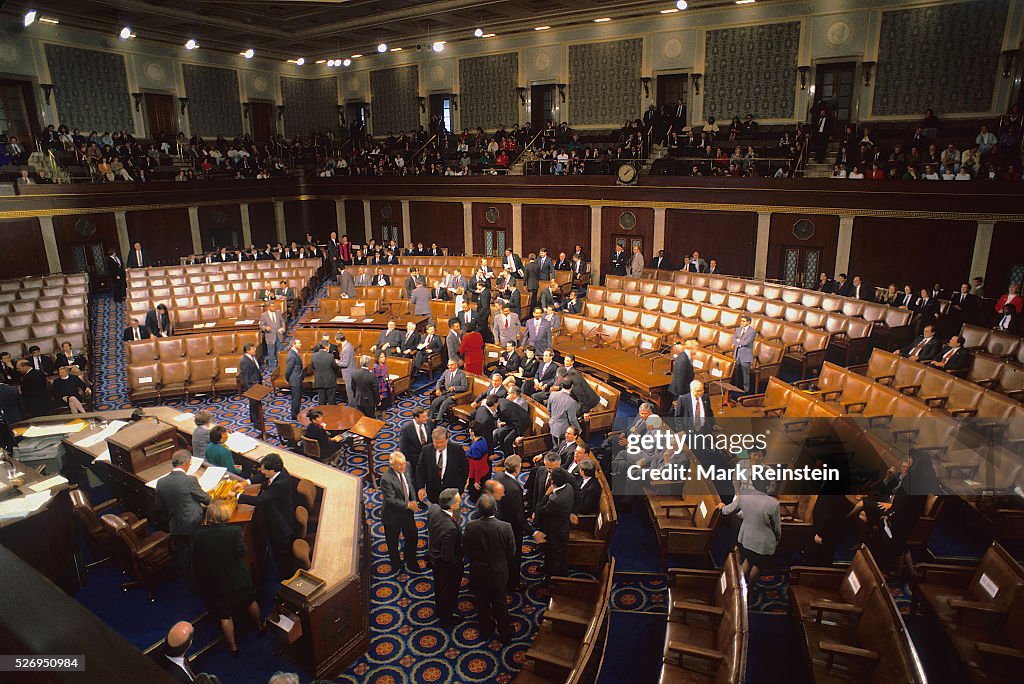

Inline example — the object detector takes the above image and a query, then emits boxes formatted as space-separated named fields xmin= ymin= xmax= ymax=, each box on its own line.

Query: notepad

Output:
xmin=331 ymin=316 xmax=345 ymax=322
xmin=197 ymin=466 xmax=227 ymax=491
xmin=362 ymin=318 xmax=375 ymax=323
xmin=173 ymin=413 xmax=193 ymax=422
xmin=95 ymin=448 xmax=111 ymax=463
xmin=235 ymin=319 xmax=254 ymax=325
xmin=388 ymin=374 xmax=399 ymax=381
xmin=309 ymin=318 xmax=320 ymax=323
xmin=29 ymin=475 xmax=68 ymax=492
xmin=225 ymin=432 xmax=259 ymax=453
xmin=186 ymin=459 xmax=204 ymax=476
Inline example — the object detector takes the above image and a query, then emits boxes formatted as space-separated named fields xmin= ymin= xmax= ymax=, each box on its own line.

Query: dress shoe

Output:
xmin=406 ymin=563 xmax=420 ymax=573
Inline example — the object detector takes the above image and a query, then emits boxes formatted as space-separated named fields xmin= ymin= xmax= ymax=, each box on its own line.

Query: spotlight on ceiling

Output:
xmin=296 ymin=57 xmax=305 ymax=65
xmin=676 ymin=0 xmax=689 ymax=9
xmin=327 ymin=59 xmax=335 ymax=67
xmin=481 ymin=33 xmax=496 ymax=38
xmin=185 ymin=39 xmax=199 ymax=50
xmin=24 ymin=10 xmax=37 ymax=27
xmin=241 ymin=48 xmax=254 ymax=59
xmin=534 ymin=26 xmax=550 ymax=31
xmin=343 ymin=58 xmax=352 ymax=67
xmin=660 ymin=8 xmax=679 ymax=13
xmin=377 ymin=42 xmax=388 ymax=53
xmin=432 ymin=41 xmax=445 ymax=52
xmin=119 ymin=26 xmax=133 ymax=40
xmin=594 ymin=18 xmax=611 ymax=23
xmin=350 ymin=54 xmax=362 ymax=59
xmin=474 ymin=28 xmax=484 ymax=38
xmin=39 ymin=16 xmax=58 ymax=24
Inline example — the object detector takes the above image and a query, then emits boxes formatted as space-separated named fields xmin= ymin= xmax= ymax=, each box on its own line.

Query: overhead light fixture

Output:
xmin=343 ymin=58 xmax=352 ymax=67
xmin=390 ymin=47 xmax=403 ymax=52
xmin=481 ymin=33 xmax=496 ymax=38
xmin=735 ymin=0 xmax=756 ymax=4
xmin=432 ymin=41 xmax=445 ymax=52
xmin=296 ymin=57 xmax=305 ymax=65
xmin=474 ymin=28 xmax=484 ymax=38
xmin=185 ymin=39 xmax=198 ymax=50
xmin=327 ymin=59 xmax=336 ymax=67
xmin=315 ymin=59 xmax=326 ymax=64
xmin=676 ymin=0 xmax=689 ymax=9
xmin=24 ymin=10 xmax=37 ymax=27
xmin=535 ymin=26 xmax=550 ymax=31
xmin=660 ymin=8 xmax=679 ymax=13
xmin=351 ymin=54 xmax=362 ymax=59
xmin=119 ymin=27 xmax=133 ymax=40
xmin=39 ymin=16 xmax=59 ymax=24
xmin=241 ymin=48 xmax=254 ymax=59
xmin=377 ymin=42 xmax=388 ymax=53
xmin=594 ymin=17 xmax=611 ymax=23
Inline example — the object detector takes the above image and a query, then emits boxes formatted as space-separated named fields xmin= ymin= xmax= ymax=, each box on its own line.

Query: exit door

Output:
xmin=429 ymin=94 xmax=453 ymax=135
xmin=609 ymin=234 xmax=644 ymax=266
xmin=657 ymin=74 xmax=688 ymax=120
xmin=249 ymin=102 xmax=274 ymax=141
xmin=530 ymin=85 xmax=557 ymax=130
xmin=143 ymin=93 xmax=177 ymax=137
xmin=781 ymin=246 xmax=823 ymax=289
xmin=813 ymin=63 xmax=856 ymax=137
xmin=481 ymin=228 xmax=507 ymax=257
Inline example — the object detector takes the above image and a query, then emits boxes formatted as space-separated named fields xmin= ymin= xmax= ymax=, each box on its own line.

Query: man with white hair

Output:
xmin=267 ymin=673 xmax=300 ymax=684
xmin=674 ymin=380 xmax=716 ymax=434
xmin=380 ymin=451 xmax=420 ymax=573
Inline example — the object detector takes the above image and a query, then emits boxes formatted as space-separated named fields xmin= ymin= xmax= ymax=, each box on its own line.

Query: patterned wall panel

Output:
xmin=702 ymin=22 xmax=800 ymax=120
xmin=281 ymin=76 xmax=339 ymax=137
xmin=44 ymin=44 xmax=133 ymax=132
xmin=182 ymin=64 xmax=242 ymax=136
xmin=369 ymin=66 xmax=420 ymax=135
xmin=459 ymin=53 xmax=519 ymax=131
xmin=568 ymin=39 xmax=642 ymax=126
xmin=873 ymin=0 xmax=1008 ymax=116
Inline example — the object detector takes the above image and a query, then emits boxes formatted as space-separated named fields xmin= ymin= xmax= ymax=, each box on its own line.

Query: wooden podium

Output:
xmin=243 ymin=383 xmax=273 ymax=440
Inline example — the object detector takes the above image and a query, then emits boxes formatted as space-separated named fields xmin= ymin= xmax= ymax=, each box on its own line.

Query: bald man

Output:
xmin=151 ymin=621 xmax=197 ymax=682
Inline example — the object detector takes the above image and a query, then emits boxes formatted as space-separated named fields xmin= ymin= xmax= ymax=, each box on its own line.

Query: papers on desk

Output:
xmin=76 ymin=420 xmax=129 ymax=448
xmin=331 ymin=316 xmax=345 ymax=323
xmin=0 ymin=491 xmax=52 ymax=521
xmin=197 ymin=466 xmax=227 ymax=491
xmin=388 ymin=374 xmax=399 ymax=381
xmin=95 ymin=448 xmax=110 ymax=463
xmin=309 ymin=318 xmax=320 ymax=323
xmin=225 ymin=432 xmax=259 ymax=453
xmin=186 ymin=458 xmax=204 ymax=476
xmin=235 ymin=319 xmax=254 ymax=325
xmin=28 ymin=475 xmax=68 ymax=492
xmin=173 ymin=413 xmax=194 ymax=423
xmin=361 ymin=318 xmax=375 ymax=323
xmin=146 ymin=473 xmax=170 ymax=489
xmin=22 ymin=422 xmax=88 ymax=438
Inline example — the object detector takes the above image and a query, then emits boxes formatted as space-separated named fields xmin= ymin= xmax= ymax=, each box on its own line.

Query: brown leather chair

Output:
xmin=156 ymin=337 xmax=186 ymax=362
xmin=213 ymin=355 xmax=240 ymax=395
xmin=70 ymin=489 xmax=146 ymax=569
xmin=101 ymin=513 xmax=175 ymax=600
xmin=185 ymin=357 xmax=217 ymax=397
xmin=292 ymin=538 xmax=312 ymax=570
xmin=210 ymin=333 xmax=237 ymax=356
xmin=127 ymin=340 xmax=157 ymax=364
xmin=294 ymin=506 xmax=309 ymax=541
xmin=301 ymin=436 xmax=325 ymax=462
xmin=159 ymin=360 xmax=190 ymax=398
xmin=127 ymin=363 xmax=161 ymax=403
xmin=185 ymin=335 xmax=211 ymax=358
xmin=274 ymin=421 xmax=304 ymax=450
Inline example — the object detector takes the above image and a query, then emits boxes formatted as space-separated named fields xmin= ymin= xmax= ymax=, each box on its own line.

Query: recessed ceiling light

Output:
xmin=343 ymin=58 xmax=352 ymax=67
xmin=377 ymin=43 xmax=388 ymax=53
xmin=390 ymin=47 xmax=403 ymax=52
xmin=328 ymin=59 xmax=336 ymax=67
xmin=315 ymin=59 xmax=326 ymax=64
xmin=432 ymin=41 xmax=445 ymax=52
xmin=676 ymin=0 xmax=689 ymax=9
xmin=23 ymin=10 xmax=37 ymax=27
xmin=535 ymin=26 xmax=550 ymax=31
xmin=241 ymin=48 xmax=254 ymax=59
xmin=119 ymin=26 xmax=133 ymax=40
xmin=39 ymin=16 xmax=59 ymax=24
xmin=481 ymin=33 xmax=496 ymax=38
xmin=660 ymin=8 xmax=679 ymax=13
xmin=296 ymin=57 xmax=305 ymax=65
xmin=474 ymin=28 xmax=484 ymax=38
xmin=594 ymin=18 xmax=611 ymax=23
xmin=350 ymin=54 xmax=362 ymax=59
xmin=735 ymin=0 xmax=756 ymax=4
xmin=185 ymin=39 xmax=198 ymax=50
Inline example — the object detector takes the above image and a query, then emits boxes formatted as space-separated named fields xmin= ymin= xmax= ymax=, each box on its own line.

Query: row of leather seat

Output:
xmin=961 ymin=323 xmax=1024 ymax=367
xmin=2 ymin=330 xmax=88 ymax=360
xmin=126 ymin=356 xmax=245 ymax=402
xmin=0 ymin=285 xmax=88 ymax=302
xmin=789 ymin=545 xmax=927 ymax=683
xmin=127 ymin=302 xmax=270 ymax=326
xmin=660 ymin=549 xmax=748 ymax=684
xmin=124 ymin=258 xmax=321 ymax=280
xmin=127 ymin=270 xmax=318 ymax=293
xmin=0 ymin=273 xmax=88 ymax=292
xmin=308 ymin=298 xmax=382 ymax=319
xmin=125 ymin=333 xmax=263 ymax=365
xmin=129 ymin=277 xmax=312 ymax=300
xmin=0 ymin=294 xmax=87 ymax=315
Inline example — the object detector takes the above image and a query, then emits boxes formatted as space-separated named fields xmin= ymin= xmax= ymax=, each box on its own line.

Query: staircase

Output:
xmin=801 ymin=141 xmax=840 ymax=178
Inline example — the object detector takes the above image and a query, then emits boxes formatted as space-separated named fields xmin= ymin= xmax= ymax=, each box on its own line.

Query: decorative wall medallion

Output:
xmin=213 ymin=209 xmax=228 ymax=225
xmin=535 ymin=50 xmax=552 ymax=73
xmin=430 ymin=64 xmax=446 ymax=84
xmin=0 ymin=43 xmax=20 ymax=64
xmin=347 ymin=76 xmax=361 ymax=95
xmin=793 ymin=219 xmax=815 ymax=241
xmin=251 ymin=75 xmax=269 ymax=93
xmin=618 ymin=211 xmax=637 ymax=231
xmin=663 ymin=37 xmax=683 ymax=60
xmin=485 ymin=207 xmax=499 ymax=224
xmin=74 ymin=218 xmax=96 ymax=237
xmin=381 ymin=203 xmax=394 ymax=219
xmin=144 ymin=61 xmax=166 ymax=83
xmin=826 ymin=21 xmax=852 ymax=47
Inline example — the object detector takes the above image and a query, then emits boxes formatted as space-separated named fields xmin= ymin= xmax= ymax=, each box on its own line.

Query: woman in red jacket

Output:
xmin=459 ymin=323 xmax=485 ymax=375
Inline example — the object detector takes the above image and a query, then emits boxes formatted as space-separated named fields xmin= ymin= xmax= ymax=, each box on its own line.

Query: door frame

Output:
xmin=811 ymin=59 xmax=862 ymax=125
xmin=0 ymin=75 xmax=43 ymax=140
xmin=780 ymin=245 xmax=824 ymax=288
xmin=140 ymin=90 xmax=178 ymax=138
xmin=479 ymin=226 xmax=508 ymax=257
xmin=247 ymin=99 xmax=276 ymax=141
xmin=529 ymin=83 xmax=558 ymax=129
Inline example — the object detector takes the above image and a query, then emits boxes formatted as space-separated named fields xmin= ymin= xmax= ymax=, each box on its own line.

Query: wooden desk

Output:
xmin=298 ymin=312 xmax=428 ymax=331
xmin=174 ymin=317 xmax=261 ymax=334
xmin=298 ymin=405 xmax=364 ymax=432
xmin=556 ymin=343 xmax=673 ymax=413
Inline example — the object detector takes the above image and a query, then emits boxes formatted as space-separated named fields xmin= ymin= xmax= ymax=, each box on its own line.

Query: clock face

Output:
xmin=618 ymin=164 xmax=636 ymax=183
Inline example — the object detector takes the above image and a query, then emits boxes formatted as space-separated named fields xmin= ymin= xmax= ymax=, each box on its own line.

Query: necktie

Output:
xmin=436 ymin=450 xmax=445 ymax=478
xmin=909 ymin=338 xmax=927 ymax=356
xmin=1000 ymin=315 xmax=1010 ymax=330
xmin=694 ymin=397 xmax=704 ymax=431
xmin=418 ymin=423 xmax=426 ymax=445
xmin=34 ymin=357 xmax=40 ymax=370
xmin=401 ymin=472 xmax=409 ymax=501
xmin=942 ymin=348 xmax=956 ymax=363
xmin=505 ymin=318 xmax=509 ymax=328
xmin=134 ymin=328 xmax=140 ymax=341
xmin=136 ymin=251 xmax=142 ymax=264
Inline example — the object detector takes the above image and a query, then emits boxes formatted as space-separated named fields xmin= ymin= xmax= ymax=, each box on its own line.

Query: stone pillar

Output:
xmin=187 ymin=206 xmax=203 ymax=254
xmin=240 ymin=203 xmax=252 ymax=247
xmin=462 ymin=201 xmax=474 ymax=256
xmin=653 ymin=207 xmax=666 ymax=257
xmin=38 ymin=216 xmax=61 ymax=274
xmin=362 ymin=199 xmax=373 ymax=242
xmin=590 ymin=205 xmax=603 ymax=283
xmin=835 ymin=215 xmax=854 ymax=276
xmin=401 ymin=199 xmax=412 ymax=247
xmin=754 ymin=212 xmax=771 ymax=280
xmin=511 ymin=202 xmax=523 ymax=254
xmin=970 ymin=221 xmax=995 ymax=282
xmin=114 ymin=211 xmax=131 ymax=256
xmin=274 ymin=201 xmax=287 ymax=244
xmin=335 ymin=199 xmax=347 ymax=237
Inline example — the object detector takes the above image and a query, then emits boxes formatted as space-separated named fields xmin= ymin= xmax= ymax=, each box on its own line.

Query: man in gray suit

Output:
xmin=409 ymin=281 xmax=432 ymax=323
xmin=311 ymin=342 xmax=338 ymax=405
xmin=155 ymin=449 xmax=212 ymax=592
xmin=354 ymin=267 xmax=372 ymax=287
xmin=547 ymin=380 xmax=582 ymax=449
xmin=491 ymin=304 xmax=521 ymax=348
xmin=717 ymin=488 xmax=781 ymax=587
xmin=446 ymin=319 xmax=463 ymax=365
xmin=260 ymin=301 xmax=286 ymax=371
xmin=380 ymin=451 xmax=420 ymax=573
xmin=373 ymin=320 xmax=404 ymax=356
xmin=429 ymin=359 xmax=468 ymax=423
xmin=285 ymin=338 xmax=305 ymax=419
xmin=522 ymin=308 xmax=552 ymax=355
xmin=335 ymin=333 xmax=356 ymax=400
xmin=337 ymin=264 xmax=356 ymax=298
xmin=732 ymin=315 xmax=756 ymax=393
xmin=629 ymin=244 xmax=645 ymax=277
xmin=349 ymin=355 xmax=379 ymax=417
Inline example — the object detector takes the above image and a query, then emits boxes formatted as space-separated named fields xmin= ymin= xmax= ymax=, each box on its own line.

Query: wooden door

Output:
xmin=249 ymin=102 xmax=274 ymax=141
xmin=608 ymin=234 xmax=644 ymax=266
xmin=0 ymin=78 xmax=39 ymax=141
xmin=656 ymin=74 xmax=688 ymax=113
xmin=480 ymin=228 xmax=507 ymax=257
xmin=814 ymin=63 xmax=856 ymax=136
xmin=530 ymin=85 xmax=556 ymax=130
xmin=781 ymin=246 xmax=823 ymax=288
xmin=429 ymin=93 xmax=453 ymax=134
xmin=71 ymin=241 xmax=108 ymax=293
xmin=143 ymin=93 xmax=177 ymax=137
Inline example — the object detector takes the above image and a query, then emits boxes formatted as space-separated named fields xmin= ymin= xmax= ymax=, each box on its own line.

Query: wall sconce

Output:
xmin=131 ymin=92 xmax=143 ymax=112
xmin=40 ymin=83 xmax=54 ymax=105
xmin=690 ymin=73 xmax=702 ymax=95
xmin=276 ymin=104 xmax=285 ymax=119
xmin=861 ymin=61 xmax=876 ymax=87
xmin=1002 ymin=49 xmax=1020 ymax=78
xmin=178 ymin=97 xmax=189 ymax=114
xmin=797 ymin=66 xmax=811 ymax=90
xmin=641 ymin=77 xmax=652 ymax=98
xmin=242 ymin=102 xmax=250 ymax=119
xmin=556 ymin=83 xmax=566 ymax=103
xmin=451 ymin=94 xmax=458 ymax=111
xmin=515 ymin=86 xmax=527 ymax=105
xmin=417 ymin=96 xmax=426 ymax=113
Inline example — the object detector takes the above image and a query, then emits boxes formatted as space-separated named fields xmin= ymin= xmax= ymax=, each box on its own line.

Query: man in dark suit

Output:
xmin=27 ymin=345 xmax=55 ymax=375
xmin=126 ymin=241 xmax=149 ymax=268
xmin=285 ymin=339 xmax=304 ymax=420
xmin=474 ymin=400 xmax=499 ymax=452
xmin=238 ymin=452 xmax=296 ymax=579
xmin=427 ymin=487 xmax=464 ymax=628
xmin=348 ymin=355 xmax=379 ymax=418
xmin=238 ymin=343 xmax=263 ymax=430
xmin=503 ymin=248 xmax=524 ymax=281
xmin=673 ymin=380 xmax=717 ymax=434
xmin=572 ymin=458 xmax=601 ymax=518
xmin=609 ymin=244 xmax=628 ymax=276
xmin=899 ymin=324 xmax=941 ymax=362
xmin=304 ymin=408 xmax=343 ymax=462
xmin=311 ymin=343 xmax=338 ymax=406
xmin=816 ymin=273 xmax=835 ymax=293
xmin=373 ymin=320 xmax=404 ymax=357
xmin=399 ymin=408 xmax=434 ymax=472
xmin=850 ymin=275 xmax=872 ymax=301
xmin=523 ymin=254 xmax=541 ymax=310
xmin=107 ymin=249 xmax=127 ymax=301
xmin=668 ymin=341 xmax=696 ymax=398
xmin=463 ymin=494 xmax=516 ymax=641
xmin=123 ymin=317 xmax=151 ymax=341
xmin=15 ymin=360 xmax=49 ymax=417
xmin=151 ymin=621 xmax=199 ymax=683
xmin=835 ymin=273 xmax=854 ymax=297
xmin=533 ymin=467 xmax=574 ymax=579
xmin=925 ymin=335 xmax=969 ymax=372
xmin=0 ymin=382 xmax=22 ymax=424
xmin=525 ymin=451 xmax=563 ymax=517
xmin=154 ymin=449 xmax=211 ymax=591
xmin=416 ymin=426 xmax=469 ymax=503
xmin=537 ymin=248 xmax=555 ymax=282
xmin=381 ymin=451 xmax=420 ymax=573
xmin=145 ymin=304 xmax=173 ymax=338
xmin=651 ymin=250 xmax=670 ymax=270
xmin=413 ymin=323 xmax=443 ymax=376
xmin=489 ymin=454 xmax=526 ymax=591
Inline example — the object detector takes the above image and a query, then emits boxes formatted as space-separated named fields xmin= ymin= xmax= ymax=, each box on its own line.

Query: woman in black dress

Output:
xmin=50 ymin=365 xmax=90 ymax=413
xmin=191 ymin=500 xmax=262 ymax=656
